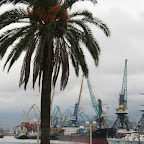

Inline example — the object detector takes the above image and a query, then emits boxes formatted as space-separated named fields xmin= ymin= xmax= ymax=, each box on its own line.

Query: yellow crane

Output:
xmin=77 ymin=75 xmax=84 ymax=117
xmin=23 ymin=110 xmax=31 ymax=124
xmin=54 ymin=108 xmax=61 ymax=126
xmin=50 ymin=88 xmax=55 ymax=114
xmin=27 ymin=104 xmax=40 ymax=122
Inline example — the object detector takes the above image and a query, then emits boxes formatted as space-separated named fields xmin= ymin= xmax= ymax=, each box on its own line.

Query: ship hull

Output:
xmin=15 ymin=135 xmax=29 ymax=139
xmin=0 ymin=135 xmax=4 ymax=138
xmin=60 ymin=138 xmax=108 ymax=144
xmin=28 ymin=135 xmax=58 ymax=140
xmin=58 ymin=128 xmax=116 ymax=144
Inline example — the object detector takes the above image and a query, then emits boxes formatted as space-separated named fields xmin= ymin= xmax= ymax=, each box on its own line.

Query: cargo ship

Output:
xmin=0 ymin=129 xmax=5 ymax=138
xmin=0 ymin=135 xmax=4 ymax=138
xmin=57 ymin=125 xmax=117 ymax=144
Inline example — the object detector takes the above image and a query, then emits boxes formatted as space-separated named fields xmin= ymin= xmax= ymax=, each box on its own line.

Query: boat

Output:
xmin=0 ymin=135 xmax=4 ymax=138
xmin=0 ymin=132 xmax=4 ymax=138
xmin=0 ymin=129 xmax=5 ymax=138
xmin=14 ymin=124 xmax=30 ymax=139
xmin=107 ymin=137 xmax=120 ymax=144
xmin=28 ymin=133 xmax=58 ymax=140
xmin=107 ymin=130 xmax=144 ymax=144
xmin=50 ymin=134 xmax=59 ymax=140
xmin=57 ymin=105 xmax=117 ymax=143
xmin=27 ymin=130 xmax=38 ymax=139
xmin=58 ymin=126 xmax=117 ymax=144
xmin=28 ymin=134 xmax=58 ymax=140
xmin=27 ymin=130 xmax=59 ymax=140
xmin=15 ymin=130 xmax=29 ymax=139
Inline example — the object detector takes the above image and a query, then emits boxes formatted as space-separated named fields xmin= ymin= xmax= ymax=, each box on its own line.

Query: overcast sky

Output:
xmin=0 ymin=0 xmax=144 ymax=127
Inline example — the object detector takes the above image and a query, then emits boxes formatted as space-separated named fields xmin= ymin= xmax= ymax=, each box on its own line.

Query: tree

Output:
xmin=0 ymin=0 xmax=110 ymax=143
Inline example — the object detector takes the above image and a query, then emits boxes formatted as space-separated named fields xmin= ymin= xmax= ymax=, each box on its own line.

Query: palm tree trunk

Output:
xmin=41 ymin=43 xmax=53 ymax=144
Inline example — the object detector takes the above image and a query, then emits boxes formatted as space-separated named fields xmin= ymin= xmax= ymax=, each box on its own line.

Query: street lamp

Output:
xmin=90 ymin=121 xmax=96 ymax=144
xmin=90 ymin=123 xmax=92 ymax=144
xmin=33 ymin=119 xmax=40 ymax=144
xmin=137 ymin=124 xmax=141 ymax=144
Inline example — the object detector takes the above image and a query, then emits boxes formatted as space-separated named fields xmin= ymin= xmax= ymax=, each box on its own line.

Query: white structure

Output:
xmin=115 ymin=108 xmax=128 ymax=114
xmin=62 ymin=126 xmax=79 ymax=135
xmin=139 ymin=105 xmax=144 ymax=112
xmin=107 ymin=131 xmax=144 ymax=144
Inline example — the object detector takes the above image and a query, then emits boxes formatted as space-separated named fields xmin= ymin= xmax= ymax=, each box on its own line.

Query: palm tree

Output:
xmin=0 ymin=0 xmax=110 ymax=143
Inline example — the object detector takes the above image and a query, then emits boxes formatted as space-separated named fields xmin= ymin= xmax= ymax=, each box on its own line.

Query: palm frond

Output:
xmin=12 ymin=0 xmax=31 ymax=5
xmin=82 ymin=17 xmax=110 ymax=37
xmin=33 ymin=37 xmax=46 ymax=88
xmin=65 ymin=29 xmax=80 ymax=76
xmin=66 ymin=28 xmax=88 ymax=77
xmin=69 ymin=10 xmax=93 ymax=18
xmin=0 ymin=8 xmax=28 ymax=30
xmin=69 ymin=14 xmax=110 ymax=37
xmin=60 ymin=38 xmax=69 ymax=90
xmin=52 ymin=38 xmax=61 ymax=88
xmin=19 ymin=37 xmax=36 ymax=89
xmin=63 ymin=0 xmax=97 ymax=9
xmin=73 ymin=21 xmax=100 ymax=64
xmin=0 ymin=26 xmax=30 ymax=58
xmin=70 ymin=53 xmax=79 ymax=76
xmin=5 ymin=28 xmax=36 ymax=71
xmin=70 ymin=21 xmax=100 ymax=65
xmin=0 ymin=0 xmax=31 ymax=6
xmin=0 ymin=28 xmax=21 ymax=43
xmin=0 ymin=0 xmax=7 ymax=7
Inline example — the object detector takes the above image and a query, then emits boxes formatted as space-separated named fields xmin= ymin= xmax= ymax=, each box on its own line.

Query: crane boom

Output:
xmin=23 ymin=110 xmax=31 ymax=124
xmin=27 ymin=104 xmax=40 ymax=121
xmin=33 ymin=104 xmax=40 ymax=113
xmin=51 ymin=105 xmax=60 ymax=118
xmin=77 ymin=75 xmax=84 ymax=117
xmin=120 ymin=59 xmax=127 ymax=109
xmin=50 ymin=88 xmax=55 ymax=114
xmin=86 ymin=77 xmax=101 ymax=117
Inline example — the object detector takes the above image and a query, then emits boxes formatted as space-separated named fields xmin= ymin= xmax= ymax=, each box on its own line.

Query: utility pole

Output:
xmin=37 ymin=120 xmax=40 ymax=144
xmin=137 ymin=124 xmax=141 ymax=144
xmin=90 ymin=123 xmax=92 ymax=144
xmin=107 ymin=106 xmax=109 ymax=126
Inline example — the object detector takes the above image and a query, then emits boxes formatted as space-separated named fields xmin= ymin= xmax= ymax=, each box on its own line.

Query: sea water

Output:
xmin=0 ymin=136 xmax=86 ymax=144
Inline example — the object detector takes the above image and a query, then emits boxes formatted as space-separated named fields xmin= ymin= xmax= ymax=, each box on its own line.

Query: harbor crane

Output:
xmin=50 ymin=87 xmax=55 ymax=114
xmin=61 ymin=109 xmax=72 ymax=125
xmin=86 ymin=77 xmax=107 ymax=128
xmin=77 ymin=75 xmax=84 ymax=118
xmin=51 ymin=105 xmax=62 ymax=127
xmin=23 ymin=110 xmax=31 ymax=124
xmin=112 ymin=59 xmax=131 ymax=130
xmin=27 ymin=104 xmax=40 ymax=122
xmin=135 ymin=94 xmax=144 ymax=130
xmin=70 ymin=75 xmax=84 ymax=124
xmin=136 ymin=105 xmax=144 ymax=130
xmin=78 ymin=112 xmax=91 ymax=125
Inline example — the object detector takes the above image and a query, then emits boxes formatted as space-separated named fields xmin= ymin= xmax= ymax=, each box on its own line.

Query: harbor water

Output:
xmin=0 ymin=136 xmax=86 ymax=144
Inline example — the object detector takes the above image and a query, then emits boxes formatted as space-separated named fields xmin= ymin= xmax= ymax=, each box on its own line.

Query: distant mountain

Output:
xmin=0 ymin=112 xmax=38 ymax=129
xmin=0 ymin=110 xmax=143 ymax=130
